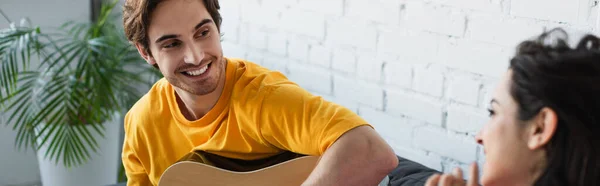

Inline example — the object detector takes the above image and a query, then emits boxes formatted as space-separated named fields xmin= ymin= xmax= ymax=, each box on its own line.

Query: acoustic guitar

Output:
xmin=158 ymin=150 xmax=321 ymax=186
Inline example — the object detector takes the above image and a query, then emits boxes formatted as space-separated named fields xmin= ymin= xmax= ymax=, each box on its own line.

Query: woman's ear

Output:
xmin=527 ymin=107 xmax=558 ymax=150
xmin=135 ymin=43 xmax=156 ymax=65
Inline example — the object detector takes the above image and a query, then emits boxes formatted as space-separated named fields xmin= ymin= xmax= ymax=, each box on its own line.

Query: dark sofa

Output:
xmin=386 ymin=155 xmax=441 ymax=186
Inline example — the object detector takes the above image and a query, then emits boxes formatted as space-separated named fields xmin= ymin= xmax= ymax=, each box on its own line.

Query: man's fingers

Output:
xmin=467 ymin=163 xmax=479 ymax=186
xmin=425 ymin=174 xmax=441 ymax=186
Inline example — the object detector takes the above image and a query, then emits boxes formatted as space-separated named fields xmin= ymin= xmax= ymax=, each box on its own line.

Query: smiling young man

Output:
xmin=120 ymin=0 xmax=398 ymax=185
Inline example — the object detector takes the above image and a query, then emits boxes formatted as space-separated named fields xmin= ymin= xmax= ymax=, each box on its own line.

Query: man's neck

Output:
xmin=174 ymin=72 xmax=227 ymax=121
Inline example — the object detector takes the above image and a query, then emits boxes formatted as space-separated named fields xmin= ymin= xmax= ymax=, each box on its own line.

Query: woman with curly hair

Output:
xmin=425 ymin=28 xmax=600 ymax=186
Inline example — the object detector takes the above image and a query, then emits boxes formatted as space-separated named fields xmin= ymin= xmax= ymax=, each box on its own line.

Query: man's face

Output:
xmin=138 ymin=0 xmax=224 ymax=95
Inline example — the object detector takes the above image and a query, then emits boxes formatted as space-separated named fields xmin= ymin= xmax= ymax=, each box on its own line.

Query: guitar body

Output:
xmin=158 ymin=150 xmax=320 ymax=186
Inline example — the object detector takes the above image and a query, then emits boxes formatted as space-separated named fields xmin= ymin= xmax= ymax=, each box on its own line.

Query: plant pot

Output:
xmin=35 ymin=112 xmax=122 ymax=186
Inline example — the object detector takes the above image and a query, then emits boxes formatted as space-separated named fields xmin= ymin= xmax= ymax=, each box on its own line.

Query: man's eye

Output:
xmin=164 ymin=42 xmax=180 ymax=48
xmin=202 ymin=30 xmax=208 ymax=36
xmin=198 ymin=30 xmax=210 ymax=37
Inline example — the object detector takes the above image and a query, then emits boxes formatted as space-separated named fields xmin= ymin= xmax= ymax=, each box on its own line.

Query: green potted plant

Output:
xmin=0 ymin=0 xmax=159 ymax=185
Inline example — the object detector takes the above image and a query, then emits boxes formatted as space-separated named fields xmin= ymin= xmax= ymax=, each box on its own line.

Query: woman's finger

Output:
xmin=467 ymin=163 xmax=480 ymax=186
xmin=453 ymin=167 xmax=463 ymax=179
xmin=425 ymin=174 xmax=441 ymax=186
xmin=439 ymin=174 xmax=455 ymax=186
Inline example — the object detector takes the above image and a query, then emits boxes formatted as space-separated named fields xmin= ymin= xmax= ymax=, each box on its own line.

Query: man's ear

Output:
xmin=527 ymin=107 xmax=558 ymax=150
xmin=135 ymin=43 xmax=156 ymax=65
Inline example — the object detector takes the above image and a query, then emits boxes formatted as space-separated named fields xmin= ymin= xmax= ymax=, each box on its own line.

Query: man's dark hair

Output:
xmin=122 ymin=0 xmax=222 ymax=56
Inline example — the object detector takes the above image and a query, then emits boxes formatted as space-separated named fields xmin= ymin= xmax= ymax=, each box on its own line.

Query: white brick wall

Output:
xmin=281 ymin=9 xmax=326 ymax=40
xmin=404 ymin=1 xmax=467 ymax=37
xmin=332 ymin=48 xmax=357 ymax=74
xmin=327 ymin=18 xmax=378 ymax=50
xmin=386 ymin=90 xmax=444 ymax=126
xmin=334 ymin=75 xmax=384 ymax=110
xmin=447 ymin=73 xmax=481 ymax=106
xmin=346 ymin=0 xmax=401 ymax=25
xmin=413 ymin=64 xmax=445 ymax=98
xmin=219 ymin=0 xmax=599 ymax=176
xmin=510 ymin=0 xmax=582 ymax=24
xmin=414 ymin=126 xmax=478 ymax=163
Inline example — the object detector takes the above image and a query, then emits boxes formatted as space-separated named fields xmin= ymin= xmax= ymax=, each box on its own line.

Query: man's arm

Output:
xmin=301 ymin=126 xmax=399 ymax=186
xmin=121 ymin=112 xmax=152 ymax=186
xmin=122 ymin=140 xmax=152 ymax=186
xmin=257 ymin=83 xmax=399 ymax=185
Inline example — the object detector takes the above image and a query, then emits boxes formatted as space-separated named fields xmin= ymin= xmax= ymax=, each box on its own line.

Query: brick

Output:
xmin=332 ymin=48 xmax=357 ymax=74
xmin=261 ymin=56 xmax=288 ymax=75
xmin=448 ymin=73 xmax=481 ymax=106
xmin=404 ymin=1 xmax=467 ymax=37
xmin=383 ymin=61 xmax=412 ymax=89
xmin=240 ymin=2 xmax=280 ymax=29
xmin=287 ymin=62 xmax=332 ymax=95
xmin=435 ymin=0 xmax=504 ymax=13
xmin=267 ymin=32 xmax=288 ymax=57
xmin=281 ymin=9 xmax=326 ymax=39
xmin=510 ymin=0 xmax=580 ymax=23
xmin=346 ymin=0 xmax=401 ymax=24
xmin=288 ymin=36 xmax=310 ymax=62
xmin=222 ymin=42 xmax=247 ymax=59
xmin=356 ymin=52 xmax=384 ymax=82
xmin=392 ymin=146 xmax=443 ymax=171
xmin=334 ymin=75 xmax=384 ymax=110
xmin=297 ymin=0 xmax=344 ymax=16
xmin=308 ymin=44 xmax=332 ymax=68
xmin=221 ymin=24 xmax=239 ymax=44
xmin=476 ymin=146 xmax=485 ymax=181
xmin=480 ymin=79 xmax=500 ymax=109
xmin=414 ymin=126 xmax=478 ymax=163
xmin=438 ymin=38 xmax=510 ymax=77
xmin=477 ymin=145 xmax=486 ymax=170
xmin=413 ymin=64 xmax=445 ymax=98
xmin=378 ymin=28 xmax=440 ymax=64
xmin=386 ymin=90 xmax=443 ymax=126
xmin=245 ymin=50 xmax=265 ymax=66
xmin=245 ymin=26 xmax=268 ymax=50
xmin=584 ymin=1 xmax=599 ymax=26
xmin=467 ymin=13 xmax=545 ymax=47
xmin=327 ymin=18 xmax=378 ymax=50
xmin=219 ymin=0 xmax=240 ymax=43
xmin=359 ymin=107 xmax=413 ymax=147
xmin=261 ymin=0 xmax=298 ymax=10
xmin=446 ymin=104 xmax=488 ymax=134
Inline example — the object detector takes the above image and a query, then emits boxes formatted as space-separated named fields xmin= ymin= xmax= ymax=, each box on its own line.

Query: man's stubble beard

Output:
xmin=166 ymin=56 xmax=225 ymax=96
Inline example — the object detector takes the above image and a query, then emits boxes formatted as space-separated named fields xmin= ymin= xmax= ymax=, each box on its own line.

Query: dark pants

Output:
xmin=386 ymin=156 xmax=441 ymax=186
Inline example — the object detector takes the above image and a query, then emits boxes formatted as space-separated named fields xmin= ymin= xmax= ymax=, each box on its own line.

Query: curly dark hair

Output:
xmin=509 ymin=28 xmax=600 ymax=186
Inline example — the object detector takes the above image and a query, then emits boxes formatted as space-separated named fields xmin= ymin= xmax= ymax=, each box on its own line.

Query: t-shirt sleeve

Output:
xmin=258 ymin=84 xmax=372 ymax=155
xmin=121 ymin=113 xmax=152 ymax=186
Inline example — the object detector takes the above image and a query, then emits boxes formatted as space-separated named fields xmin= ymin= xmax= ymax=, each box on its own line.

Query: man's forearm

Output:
xmin=301 ymin=126 xmax=399 ymax=186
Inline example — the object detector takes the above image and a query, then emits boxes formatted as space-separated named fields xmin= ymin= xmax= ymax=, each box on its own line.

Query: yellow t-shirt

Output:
xmin=121 ymin=57 xmax=370 ymax=185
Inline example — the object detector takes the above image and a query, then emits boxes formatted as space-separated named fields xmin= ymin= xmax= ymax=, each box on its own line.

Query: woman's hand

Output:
xmin=425 ymin=163 xmax=480 ymax=186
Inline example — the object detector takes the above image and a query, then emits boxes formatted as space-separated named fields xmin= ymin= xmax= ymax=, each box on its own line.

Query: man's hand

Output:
xmin=301 ymin=126 xmax=398 ymax=186
xmin=425 ymin=163 xmax=480 ymax=186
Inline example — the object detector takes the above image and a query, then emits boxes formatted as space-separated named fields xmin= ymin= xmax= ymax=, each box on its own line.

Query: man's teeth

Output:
xmin=185 ymin=65 xmax=208 ymax=76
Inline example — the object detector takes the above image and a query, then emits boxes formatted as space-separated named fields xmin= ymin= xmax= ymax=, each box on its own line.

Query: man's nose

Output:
xmin=183 ymin=43 xmax=204 ymax=65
